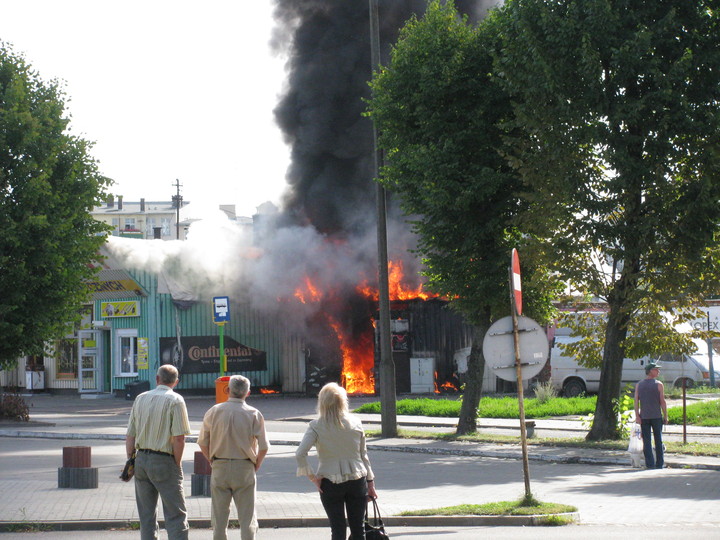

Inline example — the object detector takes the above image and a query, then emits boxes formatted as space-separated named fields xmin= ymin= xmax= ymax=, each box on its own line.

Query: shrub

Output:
xmin=533 ymin=381 xmax=557 ymax=404
xmin=0 ymin=393 xmax=30 ymax=422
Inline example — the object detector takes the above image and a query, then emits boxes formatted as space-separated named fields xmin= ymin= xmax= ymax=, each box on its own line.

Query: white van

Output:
xmin=550 ymin=328 xmax=719 ymax=397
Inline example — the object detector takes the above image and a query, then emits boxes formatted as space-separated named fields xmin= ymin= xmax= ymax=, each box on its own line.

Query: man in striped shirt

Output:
xmin=126 ymin=364 xmax=192 ymax=539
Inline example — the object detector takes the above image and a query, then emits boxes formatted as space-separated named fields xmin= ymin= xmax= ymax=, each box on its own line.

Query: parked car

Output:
xmin=550 ymin=328 xmax=719 ymax=397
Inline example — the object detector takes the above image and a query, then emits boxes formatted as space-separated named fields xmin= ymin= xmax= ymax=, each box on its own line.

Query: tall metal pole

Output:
xmin=708 ymin=312 xmax=716 ymax=388
xmin=172 ymin=178 xmax=183 ymax=240
xmin=219 ymin=322 xmax=226 ymax=376
xmin=369 ymin=0 xmax=397 ymax=438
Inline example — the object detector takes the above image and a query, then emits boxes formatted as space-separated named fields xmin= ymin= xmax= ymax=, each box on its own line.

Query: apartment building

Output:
xmin=91 ymin=196 xmax=187 ymax=240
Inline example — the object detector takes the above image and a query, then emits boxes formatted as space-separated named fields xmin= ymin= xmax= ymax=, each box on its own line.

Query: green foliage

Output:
xmin=614 ymin=383 xmax=637 ymax=437
xmin=367 ymin=0 xmax=564 ymax=438
xmin=581 ymin=384 xmax=635 ymax=435
xmin=492 ymin=0 xmax=720 ymax=439
xmin=0 ymin=43 xmax=111 ymax=368
xmin=558 ymin=308 xmax=713 ymax=370
xmin=0 ymin=393 xmax=29 ymax=421
xmin=555 ymin=312 xmax=605 ymax=369
xmin=668 ymin=400 xmax=720 ymax=427
xmin=368 ymin=0 xmax=559 ymax=326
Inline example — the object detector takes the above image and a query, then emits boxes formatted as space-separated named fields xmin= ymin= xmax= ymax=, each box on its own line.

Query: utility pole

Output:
xmin=369 ymin=0 xmax=397 ymax=438
xmin=172 ymin=179 xmax=183 ymax=240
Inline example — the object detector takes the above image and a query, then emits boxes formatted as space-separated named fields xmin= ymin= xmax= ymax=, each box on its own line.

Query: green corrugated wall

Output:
xmin=98 ymin=269 xmax=305 ymax=393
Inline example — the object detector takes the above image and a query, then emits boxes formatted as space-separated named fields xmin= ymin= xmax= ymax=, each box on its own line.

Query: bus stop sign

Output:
xmin=213 ymin=296 xmax=230 ymax=324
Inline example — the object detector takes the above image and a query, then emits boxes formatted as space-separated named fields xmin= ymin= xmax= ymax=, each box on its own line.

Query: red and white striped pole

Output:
xmin=511 ymin=248 xmax=522 ymax=316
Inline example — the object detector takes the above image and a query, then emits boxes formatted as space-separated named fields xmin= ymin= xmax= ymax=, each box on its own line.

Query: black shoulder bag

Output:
xmin=363 ymin=498 xmax=389 ymax=540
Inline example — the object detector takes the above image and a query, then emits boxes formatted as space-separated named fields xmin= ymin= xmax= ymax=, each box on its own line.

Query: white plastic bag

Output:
xmin=628 ymin=424 xmax=643 ymax=454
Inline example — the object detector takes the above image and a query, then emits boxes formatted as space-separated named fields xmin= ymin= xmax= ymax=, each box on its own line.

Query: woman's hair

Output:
xmin=317 ymin=382 xmax=349 ymax=427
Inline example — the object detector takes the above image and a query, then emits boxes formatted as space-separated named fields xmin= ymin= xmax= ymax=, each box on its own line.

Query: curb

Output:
xmin=0 ymin=513 xmax=580 ymax=532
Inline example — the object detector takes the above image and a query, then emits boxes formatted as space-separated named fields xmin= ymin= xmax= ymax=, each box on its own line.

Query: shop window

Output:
xmin=116 ymin=329 xmax=138 ymax=376
xmin=56 ymin=339 xmax=78 ymax=379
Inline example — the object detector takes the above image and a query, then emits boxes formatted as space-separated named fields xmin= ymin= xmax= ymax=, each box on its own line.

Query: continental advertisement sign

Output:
xmin=87 ymin=277 xmax=145 ymax=295
xmin=159 ymin=336 xmax=267 ymax=374
xmin=100 ymin=301 xmax=140 ymax=317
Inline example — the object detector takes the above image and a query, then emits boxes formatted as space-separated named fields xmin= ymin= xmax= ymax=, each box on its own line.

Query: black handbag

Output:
xmin=363 ymin=498 xmax=389 ymax=540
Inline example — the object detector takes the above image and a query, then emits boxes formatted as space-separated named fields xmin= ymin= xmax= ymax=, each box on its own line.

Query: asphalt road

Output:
xmin=3 ymin=524 xmax=720 ymax=540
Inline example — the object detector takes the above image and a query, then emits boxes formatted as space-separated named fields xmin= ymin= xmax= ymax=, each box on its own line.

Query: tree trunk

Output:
xmin=456 ymin=311 xmax=490 ymax=435
xmin=587 ymin=297 xmax=631 ymax=440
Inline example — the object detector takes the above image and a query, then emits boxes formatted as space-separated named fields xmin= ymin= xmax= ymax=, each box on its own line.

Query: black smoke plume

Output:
xmin=270 ymin=1 xmax=490 ymax=236
xmin=260 ymin=1 xmax=495 ymax=390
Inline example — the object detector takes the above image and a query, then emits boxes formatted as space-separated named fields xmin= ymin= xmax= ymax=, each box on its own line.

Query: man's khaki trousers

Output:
xmin=210 ymin=458 xmax=258 ymax=540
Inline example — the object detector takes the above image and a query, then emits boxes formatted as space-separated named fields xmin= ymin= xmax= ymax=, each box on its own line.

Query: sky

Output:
xmin=0 ymin=0 xmax=291 ymax=217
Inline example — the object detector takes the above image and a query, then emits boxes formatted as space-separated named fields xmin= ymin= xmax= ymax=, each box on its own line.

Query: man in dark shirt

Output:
xmin=634 ymin=361 xmax=668 ymax=469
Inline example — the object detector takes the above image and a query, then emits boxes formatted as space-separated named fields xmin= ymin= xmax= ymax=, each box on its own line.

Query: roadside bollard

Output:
xmin=191 ymin=451 xmax=211 ymax=496
xmin=58 ymin=446 xmax=98 ymax=489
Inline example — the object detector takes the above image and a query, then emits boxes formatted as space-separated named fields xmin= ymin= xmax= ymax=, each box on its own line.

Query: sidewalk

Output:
xmin=1 ymin=393 xmax=719 ymax=531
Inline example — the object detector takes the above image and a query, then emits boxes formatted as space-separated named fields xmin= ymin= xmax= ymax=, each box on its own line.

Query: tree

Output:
xmin=0 ymin=43 xmax=111 ymax=369
xmin=369 ymin=1 xmax=558 ymax=434
xmin=493 ymin=0 xmax=720 ymax=439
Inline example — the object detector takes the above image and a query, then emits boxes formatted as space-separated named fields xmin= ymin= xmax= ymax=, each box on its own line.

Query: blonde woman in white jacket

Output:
xmin=296 ymin=382 xmax=378 ymax=539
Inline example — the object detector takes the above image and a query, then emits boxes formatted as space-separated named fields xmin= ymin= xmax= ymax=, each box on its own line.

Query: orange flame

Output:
xmin=388 ymin=261 xmax=434 ymax=300
xmin=259 ymin=388 xmax=279 ymax=394
xmin=357 ymin=260 xmax=437 ymax=301
xmin=294 ymin=277 xmax=322 ymax=304
xmin=433 ymin=371 xmax=460 ymax=393
xmin=328 ymin=318 xmax=376 ymax=394
xmin=292 ymin=261 xmax=436 ymax=395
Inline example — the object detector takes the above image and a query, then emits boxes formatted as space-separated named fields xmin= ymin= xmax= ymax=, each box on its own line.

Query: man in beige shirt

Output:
xmin=199 ymin=375 xmax=269 ymax=540
xmin=126 ymin=364 xmax=191 ymax=540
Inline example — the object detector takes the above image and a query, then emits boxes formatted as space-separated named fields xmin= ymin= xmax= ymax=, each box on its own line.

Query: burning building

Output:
xmin=5 ymin=1 xmax=499 ymax=397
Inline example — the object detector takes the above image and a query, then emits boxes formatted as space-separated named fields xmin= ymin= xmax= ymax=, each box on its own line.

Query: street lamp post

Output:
xmin=369 ymin=0 xmax=397 ymax=438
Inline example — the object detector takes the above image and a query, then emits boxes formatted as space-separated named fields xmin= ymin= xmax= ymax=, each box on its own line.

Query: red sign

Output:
xmin=511 ymin=248 xmax=522 ymax=315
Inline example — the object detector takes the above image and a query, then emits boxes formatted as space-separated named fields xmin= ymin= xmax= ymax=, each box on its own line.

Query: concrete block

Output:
xmin=191 ymin=473 xmax=211 ymax=497
xmin=58 ymin=467 xmax=98 ymax=489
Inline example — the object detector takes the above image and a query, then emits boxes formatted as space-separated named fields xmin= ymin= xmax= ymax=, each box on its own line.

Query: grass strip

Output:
xmin=355 ymin=395 xmax=720 ymax=425
xmin=365 ymin=428 xmax=720 ymax=457
xmin=400 ymin=499 xmax=576 ymax=517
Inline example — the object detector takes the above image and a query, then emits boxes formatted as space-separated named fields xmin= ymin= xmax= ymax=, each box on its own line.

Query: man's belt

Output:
xmin=138 ymin=448 xmax=173 ymax=457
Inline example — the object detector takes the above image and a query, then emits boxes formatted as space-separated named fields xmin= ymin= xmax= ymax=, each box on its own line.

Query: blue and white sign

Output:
xmin=212 ymin=296 xmax=230 ymax=324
